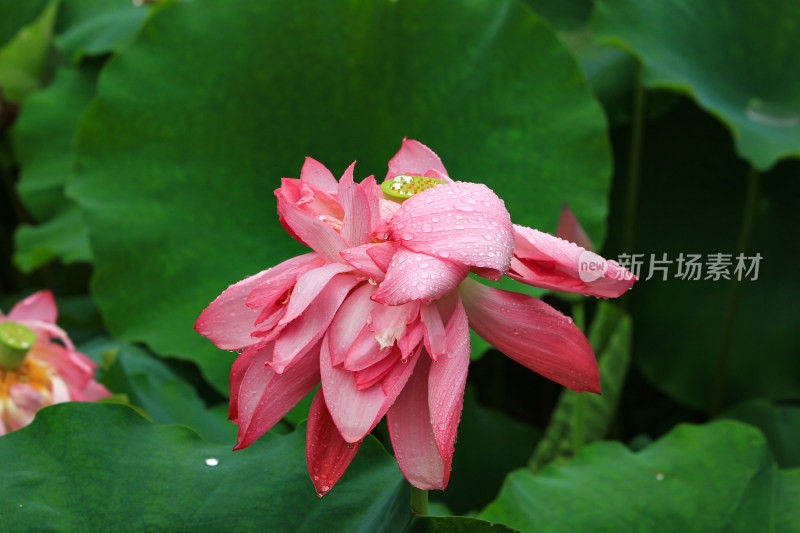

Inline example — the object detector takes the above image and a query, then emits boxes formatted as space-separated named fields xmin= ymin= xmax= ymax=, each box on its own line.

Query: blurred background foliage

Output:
xmin=0 ymin=0 xmax=798 ymax=531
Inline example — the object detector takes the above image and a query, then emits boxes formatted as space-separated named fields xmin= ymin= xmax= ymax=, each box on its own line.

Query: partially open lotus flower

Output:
xmin=195 ymin=139 xmax=635 ymax=495
xmin=0 ymin=291 xmax=111 ymax=435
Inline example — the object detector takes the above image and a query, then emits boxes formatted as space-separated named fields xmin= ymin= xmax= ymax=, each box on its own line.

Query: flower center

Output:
xmin=0 ymin=359 xmax=52 ymax=401
xmin=381 ymin=174 xmax=446 ymax=200
xmin=0 ymin=322 xmax=36 ymax=371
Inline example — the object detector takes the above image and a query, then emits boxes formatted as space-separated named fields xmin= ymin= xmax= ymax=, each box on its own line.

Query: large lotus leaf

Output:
xmin=0 ymin=2 xmax=56 ymax=102
xmin=622 ymin=103 xmax=800 ymax=411
xmin=12 ymin=64 xmax=98 ymax=271
xmin=481 ymin=421 xmax=800 ymax=532
xmin=0 ymin=0 xmax=49 ymax=50
xmin=0 ymin=403 xmax=408 ymax=532
xmin=593 ymin=0 xmax=800 ymax=171
xmin=407 ymin=516 xmax=519 ymax=533
xmin=54 ymin=0 xmax=152 ymax=61
xmin=68 ymin=0 xmax=612 ymax=393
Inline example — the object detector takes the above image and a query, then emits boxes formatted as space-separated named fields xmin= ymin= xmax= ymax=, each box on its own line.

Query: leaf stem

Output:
xmin=410 ymin=486 xmax=428 ymax=515
xmin=710 ymin=166 xmax=760 ymax=415
xmin=622 ymin=67 xmax=647 ymax=256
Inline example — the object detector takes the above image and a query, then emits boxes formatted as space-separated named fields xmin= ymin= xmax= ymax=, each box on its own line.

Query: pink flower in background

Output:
xmin=195 ymin=139 xmax=635 ymax=495
xmin=0 ymin=291 xmax=111 ymax=435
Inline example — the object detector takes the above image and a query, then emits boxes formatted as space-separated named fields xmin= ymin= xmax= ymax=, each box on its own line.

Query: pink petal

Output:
xmin=386 ymin=356 xmax=447 ymax=490
xmin=306 ymin=388 xmax=362 ymax=497
xmin=271 ymin=274 xmax=360 ymax=373
xmin=8 ymin=291 xmax=57 ymax=323
xmin=71 ymin=380 xmax=111 ymax=402
xmin=228 ymin=343 xmax=265 ymax=422
xmin=245 ymin=254 xmax=324 ymax=309
xmin=386 ymin=138 xmax=448 ymax=181
xmin=234 ymin=342 xmax=320 ymax=450
xmin=276 ymin=178 xmax=349 ymax=262
xmin=557 ymin=203 xmax=594 ymax=251
xmin=341 ymin=326 xmax=385 ymax=371
xmin=320 ymin=336 xmax=419 ymax=443
xmin=279 ymin=262 xmax=354 ymax=326
xmin=365 ymin=241 xmax=398 ymax=272
xmin=424 ymin=168 xmax=453 ymax=184
xmin=372 ymin=248 xmax=469 ymax=306
xmin=389 ymin=182 xmax=514 ymax=280
xmin=195 ymin=253 xmax=320 ymax=350
xmin=338 ymin=162 xmax=373 ymax=247
xmin=28 ymin=343 xmax=95 ymax=389
xmin=397 ymin=321 xmax=424 ymax=360
xmin=301 ymin=157 xmax=338 ymax=193
xmin=459 ymin=278 xmax=600 ymax=393
xmin=340 ymin=245 xmax=386 ymax=281
xmin=420 ymin=303 xmax=446 ymax=360
xmin=8 ymin=383 xmax=47 ymax=412
xmin=428 ymin=298 xmax=469 ymax=470
xmin=328 ymin=283 xmax=377 ymax=367
xmin=510 ymin=225 xmax=635 ymax=298
xmin=368 ymin=300 xmax=420 ymax=349
xmin=354 ymin=347 xmax=402 ymax=390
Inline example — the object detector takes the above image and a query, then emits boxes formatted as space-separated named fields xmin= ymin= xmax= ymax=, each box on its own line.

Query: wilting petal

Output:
xmin=234 ymin=343 xmax=320 ymax=450
xmin=8 ymin=291 xmax=58 ymax=323
xmin=372 ymin=248 xmax=469 ymax=306
xmin=338 ymin=163 xmax=373 ymax=247
xmin=459 ymin=278 xmax=600 ymax=393
xmin=280 ymin=262 xmax=354 ymax=326
xmin=328 ymin=283 xmax=377 ymax=367
xmin=272 ymin=274 xmax=361 ymax=373
xmin=306 ymin=388 xmax=362 ymax=497
xmin=321 ymin=337 xmax=419 ymax=443
xmin=389 ymin=182 xmax=514 ymax=279
xmin=428 ymin=299 xmax=469 ymax=470
xmin=557 ymin=203 xmax=594 ymax=251
xmin=387 ymin=356 xmax=447 ymax=490
xmin=301 ymin=157 xmax=338 ymax=193
xmin=276 ymin=178 xmax=349 ymax=262
xmin=510 ymin=225 xmax=635 ymax=298
xmin=196 ymin=253 xmax=319 ymax=350
xmin=386 ymin=138 xmax=448 ymax=181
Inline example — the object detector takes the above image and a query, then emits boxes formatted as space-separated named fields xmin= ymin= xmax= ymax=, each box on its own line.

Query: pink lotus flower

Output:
xmin=0 ymin=291 xmax=111 ymax=435
xmin=195 ymin=139 xmax=635 ymax=495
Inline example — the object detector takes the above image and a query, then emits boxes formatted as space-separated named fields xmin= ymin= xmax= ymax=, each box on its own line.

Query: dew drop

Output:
xmin=205 ymin=457 xmax=219 ymax=466
xmin=656 ymin=473 xmax=664 ymax=481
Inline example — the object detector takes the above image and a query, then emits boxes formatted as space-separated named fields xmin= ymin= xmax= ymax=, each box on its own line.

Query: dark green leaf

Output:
xmin=80 ymin=337 xmax=238 ymax=444
xmin=481 ymin=421 xmax=797 ymax=532
xmin=68 ymin=0 xmax=612 ymax=392
xmin=529 ymin=301 xmax=631 ymax=471
xmin=0 ymin=0 xmax=50 ymax=50
xmin=0 ymin=2 xmax=56 ymax=102
xmin=54 ymin=0 xmax=152 ymax=61
xmin=407 ymin=516 xmax=519 ymax=533
xmin=12 ymin=64 xmax=98 ymax=270
xmin=721 ymin=400 xmax=800 ymax=469
xmin=0 ymin=403 xmax=409 ymax=532
xmin=593 ymin=0 xmax=800 ymax=171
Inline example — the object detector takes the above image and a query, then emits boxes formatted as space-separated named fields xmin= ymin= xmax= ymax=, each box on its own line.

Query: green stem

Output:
xmin=622 ymin=68 xmax=647 ymax=256
xmin=710 ymin=167 xmax=760 ymax=415
xmin=410 ymin=486 xmax=428 ymax=515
